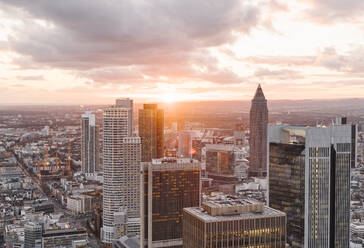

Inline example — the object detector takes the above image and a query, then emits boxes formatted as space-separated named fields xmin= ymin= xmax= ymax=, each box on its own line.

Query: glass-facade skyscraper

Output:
xmin=269 ymin=142 xmax=305 ymax=247
xmin=138 ymin=104 xmax=164 ymax=162
xmin=268 ymin=124 xmax=353 ymax=248
xmin=140 ymin=158 xmax=201 ymax=248
xmin=81 ymin=111 xmax=99 ymax=174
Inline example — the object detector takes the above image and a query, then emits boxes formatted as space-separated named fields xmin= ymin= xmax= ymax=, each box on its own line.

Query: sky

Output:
xmin=1 ymin=0 xmax=364 ymax=104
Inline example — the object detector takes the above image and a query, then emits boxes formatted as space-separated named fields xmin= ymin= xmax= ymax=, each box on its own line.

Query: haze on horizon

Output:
xmin=1 ymin=0 xmax=364 ymax=105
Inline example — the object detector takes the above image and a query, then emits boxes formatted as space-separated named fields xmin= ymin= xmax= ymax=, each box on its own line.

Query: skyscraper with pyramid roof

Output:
xmin=249 ymin=84 xmax=268 ymax=177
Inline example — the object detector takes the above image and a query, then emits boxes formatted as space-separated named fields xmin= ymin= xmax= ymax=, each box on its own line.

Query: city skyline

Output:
xmin=1 ymin=1 xmax=364 ymax=104
xmin=1 ymin=1 xmax=362 ymax=248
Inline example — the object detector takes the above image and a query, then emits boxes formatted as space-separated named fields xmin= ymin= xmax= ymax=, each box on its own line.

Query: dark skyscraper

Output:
xmin=140 ymin=158 xmax=201 ymax=247
xmin=268 ymin=124 xmax=353 ymax=247
xmin=269 ymin=142 xmax=305 ymax=247
xmin=138 ymin=104 xmax=164 ymax=162
xmin=81 ymin=111 xmax=99 ymax=174
xmin=249 ymin=84 xmax=268 ymax=177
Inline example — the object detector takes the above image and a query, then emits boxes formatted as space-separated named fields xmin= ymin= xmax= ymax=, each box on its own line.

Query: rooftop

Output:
xmin=141 ymin=157 xmax=202 ymax=171
xmin=184 ymin=196 xmax=285 ymax=222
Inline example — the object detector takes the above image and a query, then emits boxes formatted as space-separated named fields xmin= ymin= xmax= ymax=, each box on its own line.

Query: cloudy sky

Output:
xmin=1 ymin=0 xmax=364 ymax=104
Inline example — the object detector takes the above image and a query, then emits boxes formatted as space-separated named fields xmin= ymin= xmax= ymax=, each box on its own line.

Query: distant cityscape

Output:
xmin=1 ymin=85 xmax=364 ymax=248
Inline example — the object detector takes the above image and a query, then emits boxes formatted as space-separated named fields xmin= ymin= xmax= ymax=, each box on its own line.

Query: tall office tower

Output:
xmin=140 ymin=158 xmax=201 ymax=248
xmin=81 ymin=111 xmax=99 ymax=174
xmin=102 ymin=98 xmax=133 ymax=244
xmin=183 ymin=196 xmax=287 ymax=248
xmin=115 ymin=98 xmax=133 ymax=135
xmin=178 ymin=130 xmax=192 ymax=158
xmin=336 ymin=117 xmax=358 ymax=168
xmin=268 ymin=124 xmax=353 ymax=247
xmin=121 ymin=137 xmax=142 ymax=235
xmin=138 ymin=104 xmax=164 ymax=162
xmin=249 ymin=84 xmax=268 ymax=177
xmin=24 ymin=222 xmax=43 ymax=248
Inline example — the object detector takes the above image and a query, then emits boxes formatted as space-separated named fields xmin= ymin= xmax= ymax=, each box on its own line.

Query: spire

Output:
xmin=253 ymin=84 xmax=266 ymax=100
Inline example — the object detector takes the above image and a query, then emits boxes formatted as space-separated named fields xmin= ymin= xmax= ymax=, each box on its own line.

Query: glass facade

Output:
xmin=138 ymin=104 xmax=164 ymax=162
xmin=269 ymin=143 xmax=305 ymax=247
xmin=183 ymin=209 xmax=286 ymax=248
xmin=268 ymin=125 xmax=352 ymax=248
xmin=307 ymin=147 xmax=330 ymax=247
xmin=142 ymin=163 xmax=200 ymax=245
xmin=333 ymin=144 xmax=351 ymax=248
xmin=81 ymin=112 xmax=99 ymax=173
xmin=206 ymin=150 xmax=235 ymax=175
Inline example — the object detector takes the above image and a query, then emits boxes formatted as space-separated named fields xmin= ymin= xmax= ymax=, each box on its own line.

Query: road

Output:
xmin=9 ymin=147 xmax=102 ymax=246
xmin=12 ymin=151 xmax=74 ymax=216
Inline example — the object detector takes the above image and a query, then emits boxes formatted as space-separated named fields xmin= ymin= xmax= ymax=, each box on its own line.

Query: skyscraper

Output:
xmin=249 ymin=84 xmax=268 ymax=177
xmin=336 ymin=117 xmax=358 ymax=169
xmin=121 ymin=136 xmax=142 ymax=235
xmin=81 ymin=111 xmax=99 ymax=174
xmin=268 ymin=124 xmax=353 ymax=247
xmin=140 ymin=158 xmax=201 ymax=248
xmin=102 ymin=98 xmax=133 ymax=244
xmin=178 ymin=130 xmax=192 ymax=158
xmin=138 ymin=104 xmax=164 ymax=162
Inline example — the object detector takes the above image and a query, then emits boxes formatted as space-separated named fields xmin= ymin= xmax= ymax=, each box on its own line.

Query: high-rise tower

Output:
xmin=138 ymin=104 xmax=164 ymax=162
xmin=81 ymin=111 xmax=99 ymax=174
xmin=268 ymin=124 xmax=353 ymax=247
xmin=249 ymin=84 xmax=268 ymax=177
xmin=140 ymin=158 xmax=201 ymax=247
xmin=121 ymin=136 xmax=142 ymax=235
xmin=102 ymin=98 xmax=134 ymax=244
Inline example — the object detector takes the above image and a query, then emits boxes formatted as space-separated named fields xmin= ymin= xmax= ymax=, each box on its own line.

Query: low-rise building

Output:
xmin=67 ymin=195 xmax=92 ymax=214
xmin=42 ymin=228 xmax=88 ymax=248
xmin=183 ymin=195 xmax=286 ymax=248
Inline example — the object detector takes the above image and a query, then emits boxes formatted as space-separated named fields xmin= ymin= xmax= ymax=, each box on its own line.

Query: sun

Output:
xmin=161 ymin=93 xmax=179 ymax=103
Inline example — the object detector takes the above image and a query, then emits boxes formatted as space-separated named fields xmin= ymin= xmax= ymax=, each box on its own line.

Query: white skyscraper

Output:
xmin=122 ymin=137 xmax=141 ymax=235
xmin=102 ymin=98 xmax=134 ymax=244
xmin=81 ymin=111 xmax=99 ymax=174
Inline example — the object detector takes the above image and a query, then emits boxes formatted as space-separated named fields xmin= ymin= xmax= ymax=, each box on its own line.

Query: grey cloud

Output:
xmin=315 ymin=47 xmax=364 ymax=73
xmin=1 ymin=0 xmax=262 ymax=70
xmin=236 ymin=46 xmax=364 ymax=75
xmin=80 ymin=67 xmax=145 ymax=84
xmin=301 ymin=0 xmax=364 ymax=23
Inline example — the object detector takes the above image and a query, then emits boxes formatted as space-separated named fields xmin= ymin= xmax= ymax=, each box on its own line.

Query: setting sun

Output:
xmin=161 ymin=92 xmax=182 ymax=103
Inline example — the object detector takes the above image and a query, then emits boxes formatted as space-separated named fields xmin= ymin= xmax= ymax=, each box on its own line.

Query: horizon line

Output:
xmin=0 ymin=97 xmax=364 ymax=107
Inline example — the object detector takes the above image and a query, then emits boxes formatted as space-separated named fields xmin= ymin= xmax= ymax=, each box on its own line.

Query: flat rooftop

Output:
xmin=185 ymin=197 xmax=285 ymax=222
xmin=141 ymin=157 xmax=202 ymax=171
xmin=203 ymin=197 xmax=261 ymax=209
